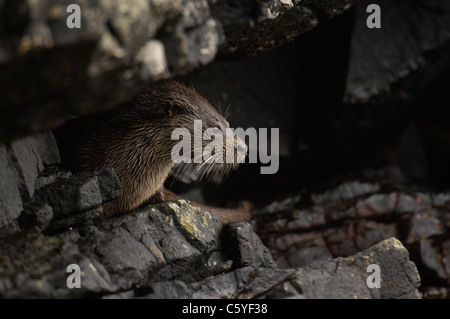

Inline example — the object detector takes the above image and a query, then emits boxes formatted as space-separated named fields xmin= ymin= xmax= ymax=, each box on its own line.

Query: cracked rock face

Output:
xmin=253 ymin=178 xmax=450 ymax=297
xmin=0 ymin=132 xmax=421 ymax=298
xmin=0 ymin=0 xmax=357 ymax=141
xmin=0 ymin=206 xmax=421 ymax=299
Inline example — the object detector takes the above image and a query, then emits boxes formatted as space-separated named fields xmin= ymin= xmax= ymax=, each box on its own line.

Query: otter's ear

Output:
xmin=168 ymin=101 xmax=185 ymax=117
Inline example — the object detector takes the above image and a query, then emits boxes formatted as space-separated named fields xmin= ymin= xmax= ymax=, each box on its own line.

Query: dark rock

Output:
xmin=286 ymin=246 xmax=332 ymax=268
xmin=159 ymin=200 xmax=222 ymax=253
xmin=0 ymin=144 xmax=23 ymax=230
xmin=312 ymin=181 xmax=380 ymax=205
xmin=396 ymin=193 xmax=432 ymax=214
xmin=18 ymin=201 xmax=53 ymax=230
xmin=345 ymin=0 xmax=450 ymax=103
xmin=34 ymin=131 xmax=61 ymax=167
xmin=16 ymin=167 xmax=121 ymax=232
xmin=0 ymin=227 xmax=82 ymax=298
xmin=9 ymin=134 xmax=44 ymax=200
xmin=324 ymin=224 xmax=358 ymax=257
xmin=35 ymin=166 xmax=72 ymax=190
xmin=344 ymin=238 xmax=421 ymax=299
xmin=405 ymin=209 xmax=445 ymax=243
xmin=134 ymin=266 xmax=295 ymax=299
xmin=419 ymin=239 xmax=447 ymax=282
xmin=47 ymin=207 xmax=102 ymax=233
xmin=354 ymin=220 xmax=397 ymax=251
xmin=442 ymin=240 xmax=450 ymax=285
xmin=209 ymin=0 xmax=355 ymax=57
xmin=0 ymin=132 xmax=60 ymax=230
xmin=286 ymin=208 xmax=326 ymax=230
xmin=94 ymin=168 xmax=121 ymax=203
xmin=42 ymin=175 xmax=102 ymax=218
xmin=0 ymin=0 xmax=359 ymax=141
xmin=253 ymin=177 xmax=450 ymax=297
xmin=0 ymin=190 xmax=422 ymax=299
xmin=0 ymin=200 xmax=276 ymax=298
xmin=222 ymin=221 xmax=276 ymax=269
xmin=114 ymin=238 xmax=420 ymax=299
xmin=432 ymin=193 xmax=450 ymax=208
xmin=355 ymin=193 xmax=397 ymax=218
xmin=266 ymin=238 xmax=420 ymax=299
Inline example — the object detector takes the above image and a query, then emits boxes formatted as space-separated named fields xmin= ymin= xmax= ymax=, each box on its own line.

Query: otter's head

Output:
xmin=135 ymin=80 xmax=247 ymax=182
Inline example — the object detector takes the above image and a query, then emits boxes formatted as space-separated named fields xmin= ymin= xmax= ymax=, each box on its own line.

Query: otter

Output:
xmin=54 ymin=80 xmax=250 ymax=223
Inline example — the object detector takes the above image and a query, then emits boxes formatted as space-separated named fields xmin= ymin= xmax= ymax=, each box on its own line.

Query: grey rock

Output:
xmin=34 ymin=131 xmax=61 ymax=166
xmin=0 ymin=0 xmax=358 ymax=141
xmin=42 ymin=175 xmax=102 ymax=219
xmin=0 ymin=144 xmax=23 ymax=229
xmin=0 ymin=228 xmax=81 ymax=298
xmin=345 ymin=0 xmax=450 ymax=103
xmin=344 ymin=237 xmax=421 ymax=299
xmin=0 ymin=201 xmax=251 ymax=297
xmin=0 ymin=194 xmax=422 ymax=299
xmin=419 ymin=239 xmax=447 ymax=281
xmin=47 ymin=207 xmax=102 ymax=233
xmin=266 ymin=238 xmax=421 ymax=299
xmin=35 ymin=166 xmax=72 ymax=190
xmin=18 ymin=201 xmax=53 ymax=230
xmin=94 ymin=168 xmax=121 ymax=203
xmin=355 ymin=193 xmax=397 ymax=218
xmin=312 ymin=181 xmax=380 ymax=205
xmin=9 ymin=135 xmax=43 ymax=200
xmin=405 ymin=209 xmax=445 ymax=243
xmin=209 ymin=0 xmax=355 ymax=56
xmin=222 ymin=222 xmax=275 ymax=269
xmin=432 ymin=193 xmax=450 ymax=208
xmin=142 ymin=238 xmax=420 ymax=299
xmin=396 ymin=193 xmax=432 ymax=214
xmin=286 ymin=246 xmax=332 ymax=268
xmin=138 ymin=266 xmax=295 ymax=299
xmin=17 ymin=168 xmax=120 ymax=232
xmin=158 ymin=200 xmax=222 ymax=253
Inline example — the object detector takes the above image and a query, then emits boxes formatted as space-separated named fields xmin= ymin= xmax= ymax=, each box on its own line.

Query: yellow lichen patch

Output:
xmin=165 ymin=215 xmax=174 ymax=227
xmin=179 ymin=213 xmax=206 ymax=239
xmin=344 ymin=256 xmax=356 ymax=264
xmin=168 ymin=202 xmax=181 ymax=212
xmin=360 ymin=253 xmax=377 ymax=265
xmin=169 ymin=200 xmax=217 ymax=240
xmin=382 ymin=237 xmax=405 ymax=251
xmin=202 ymin=214 xmax=209 ymax=228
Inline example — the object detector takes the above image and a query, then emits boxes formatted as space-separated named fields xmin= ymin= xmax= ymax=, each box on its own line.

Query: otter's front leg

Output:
xmin=150 ymin=188 xmax=253 ymax=223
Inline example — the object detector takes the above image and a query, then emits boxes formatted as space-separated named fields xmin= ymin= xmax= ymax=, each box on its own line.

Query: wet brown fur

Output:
xmin=54 ymin=80 xmax=250 ymax=222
